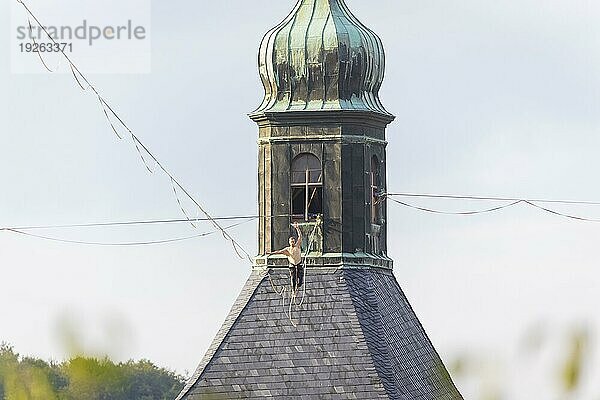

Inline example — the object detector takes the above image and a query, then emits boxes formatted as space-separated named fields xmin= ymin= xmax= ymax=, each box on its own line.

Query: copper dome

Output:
xmin=252 ymin=0 xmax=392 ymax=117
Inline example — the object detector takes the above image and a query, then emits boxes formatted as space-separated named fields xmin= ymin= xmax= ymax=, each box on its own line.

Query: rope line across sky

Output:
xmin=385 ymin=194 xmax=600 ymax=223
xmin=14 ymin=0 xmax=253 ymax=262
xmin=3 ymin=193 xmax=600 ymax=247
xmin=0 ymin=219 xmax=256 ymax=247
xmin=10 ymin=1 xmax=600 ymax=250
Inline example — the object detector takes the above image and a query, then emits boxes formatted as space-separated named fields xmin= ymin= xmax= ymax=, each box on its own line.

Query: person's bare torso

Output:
xmin=286 ymin=246 xmax=302 ymax=265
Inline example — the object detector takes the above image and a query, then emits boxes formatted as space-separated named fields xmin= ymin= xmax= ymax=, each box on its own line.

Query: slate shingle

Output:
xmin=176 ymin=268 xmax=463 ymax=400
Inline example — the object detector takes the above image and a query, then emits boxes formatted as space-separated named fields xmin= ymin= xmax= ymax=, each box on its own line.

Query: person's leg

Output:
xmin=289 ymin=266 xmax=295 ymax=291
xmin=293 ymin=265 xmax=300 ymax=291
xmin=297 ymin=264 xmax=304 ymax=288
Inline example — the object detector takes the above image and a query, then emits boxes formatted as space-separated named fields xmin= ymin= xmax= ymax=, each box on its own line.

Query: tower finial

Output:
xmin=252 ymin=0 xmax=393 ymax=117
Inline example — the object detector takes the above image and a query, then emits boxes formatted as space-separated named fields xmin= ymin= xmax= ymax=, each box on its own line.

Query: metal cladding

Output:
xmin=252 ymin=0 xmax=392 ymax=116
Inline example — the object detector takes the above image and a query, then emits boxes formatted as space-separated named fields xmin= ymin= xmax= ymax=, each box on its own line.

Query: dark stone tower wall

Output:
xmin=253 ymin=111 xmax=392 ymax=268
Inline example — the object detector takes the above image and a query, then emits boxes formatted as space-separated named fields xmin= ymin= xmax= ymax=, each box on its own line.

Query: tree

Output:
xmin=0 ymin=344 xmax=57 ymax=400
xmin=0 ymin=344 xmax=185 ymax=400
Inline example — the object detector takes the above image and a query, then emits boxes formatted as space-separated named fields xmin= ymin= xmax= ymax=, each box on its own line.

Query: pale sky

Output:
xmin=1 ymin=1 xmax=600 ymax=399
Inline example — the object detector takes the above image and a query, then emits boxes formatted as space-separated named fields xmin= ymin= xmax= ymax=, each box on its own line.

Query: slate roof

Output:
xmin=176 ymin=267 xmax=463 ymax=400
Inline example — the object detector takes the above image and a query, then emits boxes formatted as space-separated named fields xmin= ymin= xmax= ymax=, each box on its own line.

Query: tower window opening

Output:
xmin=371 ymin=156 xmax=383 ymax=224
xmin=291 ymin=153 xmax=323 ymax=221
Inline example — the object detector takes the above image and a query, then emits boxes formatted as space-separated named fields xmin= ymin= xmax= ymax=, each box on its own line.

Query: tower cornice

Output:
xmin=249 ymin=110 xmax=395 ymax=129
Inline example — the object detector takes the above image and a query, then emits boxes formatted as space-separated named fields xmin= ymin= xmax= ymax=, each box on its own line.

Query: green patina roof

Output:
xmin=252 ymin=0 xmax=393 ymax=117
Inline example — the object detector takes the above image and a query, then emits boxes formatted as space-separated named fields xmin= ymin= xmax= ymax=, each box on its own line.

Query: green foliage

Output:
xmin=120 ymin=360 xmax=183 ymax=400
xmin=0 ymin=344 xmax=57 ymax=400
xmin=61 ymin=357 xmax=126 ymax=400
xmin=560 ymin=328 xmax=589 ymax=394
xmin=0 ymin=344 xmax=184 ymax=400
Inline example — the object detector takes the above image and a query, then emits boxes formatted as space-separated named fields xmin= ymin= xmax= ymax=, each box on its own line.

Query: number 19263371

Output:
xmin=19 ymin=42 xmax=72 ymax=53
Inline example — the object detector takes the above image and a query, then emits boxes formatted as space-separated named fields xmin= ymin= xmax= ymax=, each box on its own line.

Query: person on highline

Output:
xmin=267 ymin=222 xmax=304 ymax=291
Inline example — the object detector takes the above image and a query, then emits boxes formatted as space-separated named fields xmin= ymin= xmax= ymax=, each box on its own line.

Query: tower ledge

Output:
xmin=249 ymin=109 xmax=395 ymax=129
xmin=254 ymin=252 xmax=394 ymax=270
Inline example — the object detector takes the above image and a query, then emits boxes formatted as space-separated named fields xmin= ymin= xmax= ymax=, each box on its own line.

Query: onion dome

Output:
xmin=251 ymin=0 xmax=393 ymax=117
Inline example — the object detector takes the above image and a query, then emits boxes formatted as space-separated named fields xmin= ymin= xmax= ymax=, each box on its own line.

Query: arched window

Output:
xmin=371 ymin=155 xmax=383 ymax=224
xmin=291 ymin=153 xmax=323 ymax=221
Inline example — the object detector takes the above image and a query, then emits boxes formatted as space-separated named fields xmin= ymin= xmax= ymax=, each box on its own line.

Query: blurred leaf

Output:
xmin=560 ymin=328 xmax=590 ymax=393
xmin=520 ymin=322 xmax=547 ymax=358
xmin=449 ymin=355 xmax=470 ymax=378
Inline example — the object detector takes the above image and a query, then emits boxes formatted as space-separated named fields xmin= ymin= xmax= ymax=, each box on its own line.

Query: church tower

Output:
xmin=251 ymin=0 xmax=394 ymax=267
xmin=176 ymin=1 xmax=463 ymax=399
